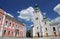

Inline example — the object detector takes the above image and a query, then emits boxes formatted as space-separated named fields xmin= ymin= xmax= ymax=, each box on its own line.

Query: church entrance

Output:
xmin=37 ymin=32 xmax=40 ymax=37
xmin=46 ymin=33 xmax=48 ymax=37
xmin=54 ymin=32 xmax=57 ymax=36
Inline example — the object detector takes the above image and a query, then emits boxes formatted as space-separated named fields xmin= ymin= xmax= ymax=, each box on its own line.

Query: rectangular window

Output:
xmin=0 ymin=17 xmax=1 ymax=21
xmin=6 ymin=20 xmax=8 ymax=26
xmin=10 ymin=21 xmax=12 ymax=26
xmin=16 ymin=25 xmax=18 ymax=28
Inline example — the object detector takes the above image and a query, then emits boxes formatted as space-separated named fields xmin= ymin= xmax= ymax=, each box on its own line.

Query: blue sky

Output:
xmin=0 ymin=0 xmax=60 ymax=30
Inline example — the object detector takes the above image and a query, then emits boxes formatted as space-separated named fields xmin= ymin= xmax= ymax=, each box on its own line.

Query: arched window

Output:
xmin=45 ymin=22 xmax=46 ymax=24
xmin=45 ymin=28 xmax=47 ymax=31
xmin=53 ymin=27 xmax=56 ymax=31
xmin=36 ymin=17 xmax=38 ymax=20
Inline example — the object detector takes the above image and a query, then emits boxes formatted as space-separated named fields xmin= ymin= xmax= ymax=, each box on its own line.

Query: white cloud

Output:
xmin=31 ymin=24 xmax=34 ymax=27
xmin=51 ymin=17 xmax=60 ymax=24
xmin=18 ymin=7 xmax=34 ymax=21
xmin=54 ymin=4 xmax=60 ymax=15
xmin=4 ymin=11 xmax=14 ymax=18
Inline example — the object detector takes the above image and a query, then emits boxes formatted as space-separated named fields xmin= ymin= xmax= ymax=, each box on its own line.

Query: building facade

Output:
xmin=31 ymin=4 xmax=59 ymax=37
xmin=0 ymin=9 xmax=26 ymax=37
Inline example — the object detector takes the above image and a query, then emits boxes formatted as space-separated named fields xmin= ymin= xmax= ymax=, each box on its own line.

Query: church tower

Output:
xmin=32 ymin=4 xmax=43 ymax=37
xmin=31 ymin=4 xmax=59 ymax=37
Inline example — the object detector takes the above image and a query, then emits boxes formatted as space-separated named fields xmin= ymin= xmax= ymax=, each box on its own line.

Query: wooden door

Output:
xmin=54 ymin=32 xmax=57 ymax=36
xmin=46 ymin=33 xmax=48 ymax=37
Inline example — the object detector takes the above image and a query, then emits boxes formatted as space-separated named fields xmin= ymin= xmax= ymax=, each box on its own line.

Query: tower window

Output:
xmin=45 ymin=22 xmax=46 ymax=24
xmin=36 ymin=17 xmax=38 ymax=20
xmin=45 ymin=28 xmax=47 ymax=31
xmin=16 ymin=25 xmax=18 ymax=28
xmin=53 ymin=27 xmax=56 ymax=31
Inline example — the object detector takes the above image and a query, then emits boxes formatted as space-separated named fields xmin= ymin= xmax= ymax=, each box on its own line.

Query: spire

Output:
xmin=43 ymin=13 xmax=46 ymax=19
xmin=35 ymin=4 xmax=39 ymax=11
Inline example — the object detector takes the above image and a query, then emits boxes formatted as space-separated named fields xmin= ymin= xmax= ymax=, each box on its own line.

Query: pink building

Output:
xmin=0 ymin=9 xmax=26 ymax=37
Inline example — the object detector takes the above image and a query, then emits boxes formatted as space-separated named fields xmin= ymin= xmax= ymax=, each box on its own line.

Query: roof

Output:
xmin=0 ymin=8 xmax=5 ymax=15
xmin=0 ymin=8 xmax=25 ymax=26
xmin=6 ymin=14 xmax=25 ymax=26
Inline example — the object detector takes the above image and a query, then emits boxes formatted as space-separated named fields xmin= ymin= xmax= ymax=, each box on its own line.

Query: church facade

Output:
xmin=0 ymin=9 xmax=26 ymax=37
xmin=30 ymin=4 xmax=59 ymax=37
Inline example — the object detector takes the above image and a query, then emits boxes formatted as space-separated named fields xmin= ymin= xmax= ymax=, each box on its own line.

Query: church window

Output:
xmin=37 ymin=27 xmax=38 ymax=29
xmin=36 ymin=17 xmax=38 ymax=20
xmin=53 ymin=27 xmax=56 ymax=31
xmin=10 ymin=21 xmax=12 ymax=26
xmin=16 ymin=25 xmax=18 ymax=29
xmin=45 ymin=28 xmax=47 ymax=31
xmin=0 ymin=16 xmax=2 ymax=21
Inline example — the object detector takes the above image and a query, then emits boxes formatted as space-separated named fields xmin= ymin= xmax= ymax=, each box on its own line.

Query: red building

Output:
xmin=0 ymin=9 xmax=26 ymax=37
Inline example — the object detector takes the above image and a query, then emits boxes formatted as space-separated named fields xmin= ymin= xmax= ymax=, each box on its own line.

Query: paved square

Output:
xmin=0 ymin=36 xmax=60 ymax=39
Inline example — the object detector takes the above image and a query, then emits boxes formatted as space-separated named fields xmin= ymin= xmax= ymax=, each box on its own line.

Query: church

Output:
xmin=30 ymin=4 xmax=59 ymax=37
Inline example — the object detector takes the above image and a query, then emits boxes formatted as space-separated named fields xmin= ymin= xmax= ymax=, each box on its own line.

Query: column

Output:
xmin=5 ymin=30 xmax=8 ymax=37
xmin=9 ymin=30 xmax=12 ymax=37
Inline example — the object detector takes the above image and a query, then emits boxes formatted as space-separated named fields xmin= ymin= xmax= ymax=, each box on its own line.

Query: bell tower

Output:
xmin=32 ymin=4 xmax=43 ymax=37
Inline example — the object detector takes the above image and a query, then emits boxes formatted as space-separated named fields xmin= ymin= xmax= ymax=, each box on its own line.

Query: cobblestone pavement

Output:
xmin=0 ymin=36 xmax=60 ymax=39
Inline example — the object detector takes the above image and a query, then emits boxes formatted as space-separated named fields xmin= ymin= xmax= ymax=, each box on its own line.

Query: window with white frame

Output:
xmin=0 ymin=16 xmax=2 ymax=21
xmin=16 ymin=24 xmax=18 ymax=28
xmin=45 ymin=28 xmax=47 ymax=31
xmin=6 ymin=20 xmax=8 ymax=26
xmin=10 ymin=21 xmax=12 ymax=26
xmin=36 ymin=17 xmax=38 ymax=20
